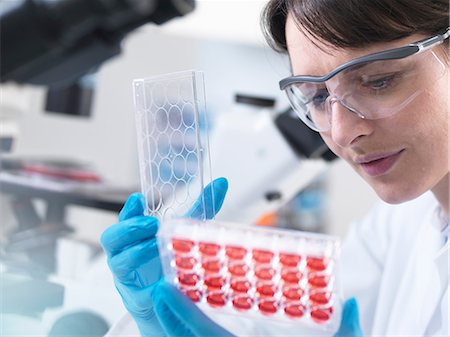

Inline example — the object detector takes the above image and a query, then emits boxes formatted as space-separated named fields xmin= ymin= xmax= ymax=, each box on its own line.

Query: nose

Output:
xmin=327 ymin=99 xmax=372 ymax=148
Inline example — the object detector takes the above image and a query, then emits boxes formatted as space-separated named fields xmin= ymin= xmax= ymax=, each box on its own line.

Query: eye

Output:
xmin=362 ymin=74 xmax=396 ymax=90
xmin=308 ymin=88 xmax=329 ymax=108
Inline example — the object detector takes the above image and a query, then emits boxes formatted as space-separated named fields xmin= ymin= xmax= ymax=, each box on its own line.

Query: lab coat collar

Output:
xmin=432 ymin=206 xmax=449 ymax=243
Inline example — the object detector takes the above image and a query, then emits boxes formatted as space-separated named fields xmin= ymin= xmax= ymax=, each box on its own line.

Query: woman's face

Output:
xmin=285 ymin=14 xmax=449 ymax=206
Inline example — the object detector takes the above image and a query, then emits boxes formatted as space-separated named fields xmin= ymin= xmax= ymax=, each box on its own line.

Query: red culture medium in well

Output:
xmin=256 ymin=282 xmax=277 ymax=297
xmin=170 ymin=233 xmax=337 ymax=324
xmin=225 ymin=245 xmax=247 ymax=260
xmin=310 ymin=308 xmax=332 ymax=323
xmin=284 ymin=303 xmax=306 ymax=318
xmin=306 ymin=256 xmax=329 ymax=271
xmin=178 ymin=272 xmax=200 ymax=287
xmin=252 ymin=249 xmax=274 ymax=264
xmin=279 ymin=253 xmax=301 ymax=267
xmin=281 ymin=269 xmax=303 ymax=284
xmin=202 ymin=259 xmax=222 ymax=274
xmin=232 ymin=295 xmax=254 ymax=311
xmin=175 ymin=256 xmax=196 ymax=270
xmin=282 ymin=285 xmax=304 ymax=301
xmin=183 ymin=289 xmax=202 ymax=302
xmin=172 ymin=238 xmax=195 ymax=253
xmin=204 ymin=275 xmax=225 ymax=290
xmin=258 ymin=298 xmax=278 ymax=315
xmin=198 ymin=242 xmax=221 ymax=256
xmin=206 ymin=292 xmax=227 ymax=307
xmin=254 ymin=266 xmax=276 ymax=280
xmin=309 ymin=291 xmax=331 ymax=305
xmin=308 ymin=274 xmax=330 ymax=288
xmin=230 ymin=279 xmax=251 ymax=293
xmin=228 ymin=262 xmax=249 ymax=277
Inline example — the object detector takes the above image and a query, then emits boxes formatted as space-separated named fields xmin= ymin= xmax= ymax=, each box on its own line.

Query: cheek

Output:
xmin=404 ymin=85 xmax=449 ymax=142
xmin=319 ymin=132 xmax=344 ymax=158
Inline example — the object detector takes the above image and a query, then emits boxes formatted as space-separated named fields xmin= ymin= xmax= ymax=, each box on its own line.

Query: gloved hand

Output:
xmin=100 ymin=177 xmax=229 ymax=337
xmin=333 ymin=298 xmax=363 ymax=337
xmin=152 ymin=282 xmax=235 ymax=337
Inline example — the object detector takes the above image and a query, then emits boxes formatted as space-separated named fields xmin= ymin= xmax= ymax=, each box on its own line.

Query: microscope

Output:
xmin=1 ymin=0 xmax=195 ymax=87
xmin=0 ymin=1 xmax=196 ymax=335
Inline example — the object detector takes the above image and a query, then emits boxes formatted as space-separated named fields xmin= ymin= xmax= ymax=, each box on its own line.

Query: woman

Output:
xmin=262 ymin=0 xmax=449 ymax=335
xmin=101 ymin=0 xmax=449 ymax=335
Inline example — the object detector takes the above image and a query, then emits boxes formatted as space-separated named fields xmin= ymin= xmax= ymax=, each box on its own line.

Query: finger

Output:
xmin=152 ymin=288 xmax=195 ymax=337
xmin=119 ymin=192 xmax=146 ymax=222
xmin=334 ymin=298 xmax=363 ymax=337
xmin=100 ymin=216 xmax=159 ymax=256
xmin=153 ymin=282 xmax=235 ymax=337
xmin=186 ymin=177 xmax=228 ymax=220
xmin=108 ymin=238 xmax=160 ymax=284
xmin=115 ymin=280 xmax=156 ymax=311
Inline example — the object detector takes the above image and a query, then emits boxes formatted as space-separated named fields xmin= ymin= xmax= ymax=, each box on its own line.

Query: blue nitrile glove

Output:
xmin=153 ymin=282 xmax=235 ymax=337
xmin=100 ymin=177 xmax=228 ymax=337
xmin=333 ymin=298 xmax=364 ymax=337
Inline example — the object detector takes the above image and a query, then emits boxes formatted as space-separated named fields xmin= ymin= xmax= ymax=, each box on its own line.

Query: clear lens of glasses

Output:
xmin=284 ymin=51 xmax=447 ymax=131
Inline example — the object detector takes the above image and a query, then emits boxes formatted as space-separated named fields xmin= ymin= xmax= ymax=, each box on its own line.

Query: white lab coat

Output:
xmin=340 ymin=191 xmax=449 ymax=336
xmin=106 ymin=192 xmax=449 ymax=336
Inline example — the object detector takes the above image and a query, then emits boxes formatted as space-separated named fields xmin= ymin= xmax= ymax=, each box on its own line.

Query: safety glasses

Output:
xmin=280 ymin=28 xmax=450 ymax=132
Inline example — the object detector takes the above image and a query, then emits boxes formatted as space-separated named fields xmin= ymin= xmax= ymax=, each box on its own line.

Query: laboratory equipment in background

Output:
xmin=1 ymin=2 xmax=198 ymax=335
xmin=210 ymin=94 xmax=336 ymax=230
xmin=0 ymin=0 xmax=195 ymax=88
xmin=45 ymin=73 xmax=96 ymax=118
xmin=0 ymin=156 xmax=134 ymax=336
xmin=0 ymin=110 xmax=20 ymax=153
xmin=0 ymin=85 xmax=25 ymax=153
xmin=0 ymin=156 xmax=130 ymax=272
xmin=277 ymin=177 xmax=328 ymax=233
xmin=157 ymin=218 xmax=342 ymax=332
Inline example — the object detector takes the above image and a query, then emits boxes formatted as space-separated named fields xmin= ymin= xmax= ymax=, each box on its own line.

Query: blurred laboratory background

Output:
xmin=0 ymin=0 xmax=378 ymax=336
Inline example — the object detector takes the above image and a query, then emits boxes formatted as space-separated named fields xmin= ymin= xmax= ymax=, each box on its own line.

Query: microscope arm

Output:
xmin=0 ymin=0 xmax=195 ymax=87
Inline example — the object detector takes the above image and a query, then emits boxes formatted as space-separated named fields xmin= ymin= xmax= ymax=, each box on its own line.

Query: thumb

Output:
xmin=153 ymin=282 xmax=234 ymax=337
xmin=119 ymin=192 xmax=146 ymax=221
xmin=334 ymin=298 xmax=363 ymax=337
xmin=186 ymin=177 xmax=228 ymax=220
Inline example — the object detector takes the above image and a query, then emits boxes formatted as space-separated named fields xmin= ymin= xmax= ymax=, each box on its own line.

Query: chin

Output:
xmin=373 ymin=184 xmax=425 ymax=205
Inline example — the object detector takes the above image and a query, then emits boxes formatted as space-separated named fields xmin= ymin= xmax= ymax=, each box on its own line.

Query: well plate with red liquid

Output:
xmin=157 ymin=219 xmax=341 ymax=332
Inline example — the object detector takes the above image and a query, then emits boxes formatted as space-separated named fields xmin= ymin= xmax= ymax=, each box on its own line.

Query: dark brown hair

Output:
xmin=261 ymin=0 xmax=449 ymax=53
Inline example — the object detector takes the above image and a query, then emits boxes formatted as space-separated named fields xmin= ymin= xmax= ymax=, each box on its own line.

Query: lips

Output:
xmin=355 ymin=150 xmax=404 ymax=177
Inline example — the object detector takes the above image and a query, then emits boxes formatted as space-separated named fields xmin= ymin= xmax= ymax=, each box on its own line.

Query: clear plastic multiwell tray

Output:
xmin=158 ymin=218 xmax=342 ymax=331
xmin=133 ymin=70 xmax=214 ymax=220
